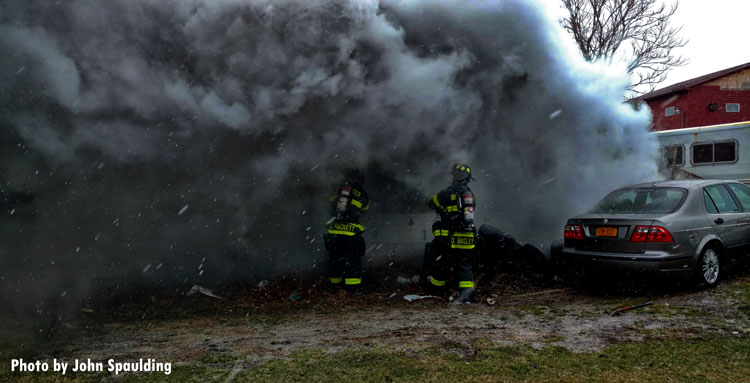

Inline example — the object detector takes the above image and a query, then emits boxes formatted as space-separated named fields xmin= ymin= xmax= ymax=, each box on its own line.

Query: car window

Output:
xmin=726 ymin=183 xmax=750 ymax=211
xmin=703 ymin=185 xmax=740 ymax=213
xmin=645 ymin=189 xmax=683 ymax=205
xmin=704 ymin=191 xmax=719 ymax=214
xmin=590 ymin=188 xmax=685 ymax=214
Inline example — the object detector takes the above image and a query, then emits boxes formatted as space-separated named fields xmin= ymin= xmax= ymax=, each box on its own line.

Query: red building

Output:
xmin=636 ymin=62 xmax=750 ymax=131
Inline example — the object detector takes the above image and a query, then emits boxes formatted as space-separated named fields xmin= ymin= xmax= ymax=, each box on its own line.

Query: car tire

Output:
xmin=694 ymin=246 xmax=721 ymax=288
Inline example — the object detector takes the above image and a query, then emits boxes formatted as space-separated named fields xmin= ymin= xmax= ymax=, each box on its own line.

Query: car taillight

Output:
xmin=564 ymin=224 xmax=583 ymax=239
xmin=631 ymin=225 xmax=674 ymax=242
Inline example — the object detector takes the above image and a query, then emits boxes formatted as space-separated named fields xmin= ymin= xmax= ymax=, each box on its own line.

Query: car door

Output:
xmin=725 ymin=183 xmax=750 ymax=253
xmin=703 ymin=184 xmax=750 ymax=258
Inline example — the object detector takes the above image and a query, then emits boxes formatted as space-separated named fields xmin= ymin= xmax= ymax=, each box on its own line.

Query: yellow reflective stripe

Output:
xmin=344 ymin=278 xmax=361 ymax=285
xmin=432 ymin=194 xmax=442 ymax=208
xmin=327 ymin=222 xmax=364 ymax=236
xmin=362 ymin=203 xmax=370 ymax=211
xmin=329 ymin=277 xmax=342 ymax=284
xmin=328 ymin=229 xmax=356 ymax=236
xmin=451 ymin=243 xmax=475 ymax=249
xmin=432 ymin=229 xmax=450 ymax=237
xmin=346 ymin=223 xmax=364 ymax=231
xmin=452 ymin=232 xmax=474 ymax=237
xmin=451 ymin=231 xmax=474 ymax=248
xmin=459 ymin=281 xmax=475 ymax=288
xmin=350 ymin=199 xmax=363 ymax=209
xmin=430 ymin=277 xmax=446 ymax=287
xmin=445 ymin=205 xmax=459 ymax=212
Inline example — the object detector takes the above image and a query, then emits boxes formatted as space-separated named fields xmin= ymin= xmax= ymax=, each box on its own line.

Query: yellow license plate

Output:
xmin=595 ymin=227 xmax=618 ymax=237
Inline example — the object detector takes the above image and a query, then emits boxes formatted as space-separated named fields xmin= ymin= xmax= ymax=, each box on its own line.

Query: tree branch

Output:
xmin=561 ymin=0 xmax=688 ymax=94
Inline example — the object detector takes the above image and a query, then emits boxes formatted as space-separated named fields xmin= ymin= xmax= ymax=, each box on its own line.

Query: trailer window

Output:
xmin=692 ymin=143 xmax=713 ymax=164
xmin=661 ymin=145 xmax=684 ymax=167
xmin=692 ymin=140 xmax=737 ymax=164
xmin=715 ymin=141 xmax=736 ymax=162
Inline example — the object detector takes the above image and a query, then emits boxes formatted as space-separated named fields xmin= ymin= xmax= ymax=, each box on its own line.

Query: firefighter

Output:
xmin=323 ymin=168 xmax=370 ymax=294
xmin=427 ymin=163 xmax=477 ymax=303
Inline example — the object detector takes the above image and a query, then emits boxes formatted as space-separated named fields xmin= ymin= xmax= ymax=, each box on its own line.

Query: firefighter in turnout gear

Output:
xmin=323 ymin=168 xmax=370 ymax=294
xmin=427 ymin=163 xmax=477 ymax=303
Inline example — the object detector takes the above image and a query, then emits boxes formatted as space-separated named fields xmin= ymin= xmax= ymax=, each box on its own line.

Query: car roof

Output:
xmin=622 ymin=179 xmax=735 ymax=189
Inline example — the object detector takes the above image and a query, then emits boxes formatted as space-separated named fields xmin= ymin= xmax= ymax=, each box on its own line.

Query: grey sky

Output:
xmin=660 ymin=0 xmax=750 ymax=88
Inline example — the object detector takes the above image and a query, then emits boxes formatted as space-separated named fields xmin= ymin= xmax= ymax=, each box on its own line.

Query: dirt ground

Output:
xmin=29 ymin=269 xmax=749 ymax=374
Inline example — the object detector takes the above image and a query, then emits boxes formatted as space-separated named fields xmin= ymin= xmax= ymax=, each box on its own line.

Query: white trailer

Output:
xmin=652 ymin=121 xmax=750 ymax=185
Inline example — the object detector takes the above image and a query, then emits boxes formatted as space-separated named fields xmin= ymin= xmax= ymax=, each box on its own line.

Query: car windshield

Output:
xmin=590 ymin=187 xmax=687 ymax=214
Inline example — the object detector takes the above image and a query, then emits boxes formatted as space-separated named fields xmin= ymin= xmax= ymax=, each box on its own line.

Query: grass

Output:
xmin=714 ymin=274 xmax=750 ymax=318
xmin=239 ymin=335 xmax=749 ymax=383
xmin=2 ymin=274 xmax=749 ymax=382
xmin=5 ymin=334 xmax=742 ymax=382
xmin=641 ymin=303 xmax=703 ymax=318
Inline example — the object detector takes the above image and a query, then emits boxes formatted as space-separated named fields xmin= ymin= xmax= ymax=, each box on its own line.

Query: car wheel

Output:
xmin=695 ymin=246 xmax=720 ymax=288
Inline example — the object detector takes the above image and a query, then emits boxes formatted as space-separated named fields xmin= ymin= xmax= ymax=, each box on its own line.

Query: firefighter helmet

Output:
xmin=451 ymin=163 xmax=474 ymax=182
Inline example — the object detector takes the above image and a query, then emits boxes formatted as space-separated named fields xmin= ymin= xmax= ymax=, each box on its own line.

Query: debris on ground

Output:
xmin=609 ymin=297 xmax=652 ymax=316
xmin=397 ymin=275 xmax=421 ymax=284
xmin=403 ymin=294 xmax=440 ymax=302
xmin=502 ymin=288 xmax=574 ymax=301
xmin=187 ymin=285 xmax=223 ymax=299
xmin=20 ymin=272 xmax=748 ymax=370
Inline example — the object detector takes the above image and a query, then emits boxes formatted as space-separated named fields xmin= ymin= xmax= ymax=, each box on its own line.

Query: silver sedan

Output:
xmin=561 ymin=179 xmax=750 ymax=287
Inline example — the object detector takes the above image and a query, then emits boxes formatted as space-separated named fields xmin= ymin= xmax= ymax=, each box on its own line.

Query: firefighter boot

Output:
xmin=427 ymin=276 xmax=449 ymax=298
xmin=454 ymin=288 xmax=475 ymax=304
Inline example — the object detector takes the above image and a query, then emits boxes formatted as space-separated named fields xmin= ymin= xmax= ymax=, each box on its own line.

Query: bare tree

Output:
xmin=561 ymin=0 xmax=688 ymax=94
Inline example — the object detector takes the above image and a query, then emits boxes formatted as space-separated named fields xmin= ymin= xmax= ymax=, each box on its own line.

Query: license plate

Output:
xmin=595 ymin=227 xmax=618 ymax=237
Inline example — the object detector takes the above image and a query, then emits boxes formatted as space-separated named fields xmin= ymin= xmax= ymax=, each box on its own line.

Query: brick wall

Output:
xmin=647 ymin=85 xmax=750 ymax=131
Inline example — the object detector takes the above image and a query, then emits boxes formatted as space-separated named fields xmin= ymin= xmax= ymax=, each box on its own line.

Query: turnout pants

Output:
xmin=429 ymin=222 xmax=475 ymax=290
xmin=324 ymin=234 xmax=365 ymax=287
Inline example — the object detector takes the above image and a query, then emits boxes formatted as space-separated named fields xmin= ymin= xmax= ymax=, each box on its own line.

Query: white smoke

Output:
xmin=0 ymin=0 xmax=658 ymax=330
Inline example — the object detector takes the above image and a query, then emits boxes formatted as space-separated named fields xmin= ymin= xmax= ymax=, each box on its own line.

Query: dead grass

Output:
xmin=1 ymin=272 xmax=749 ymax=382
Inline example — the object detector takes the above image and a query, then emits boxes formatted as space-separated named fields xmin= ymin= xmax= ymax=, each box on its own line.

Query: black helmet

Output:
xmin=451 ymin=163 xmax=474 ymax=183
xmin=344 ymin=167 xmax=365 ymax=184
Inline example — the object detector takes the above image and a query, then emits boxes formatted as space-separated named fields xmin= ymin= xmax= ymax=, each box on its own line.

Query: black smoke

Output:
xmin=0 ymin=0 xmax=658 ymax=331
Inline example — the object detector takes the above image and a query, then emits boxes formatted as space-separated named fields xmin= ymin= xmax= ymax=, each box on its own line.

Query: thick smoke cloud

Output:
xmin=0 ymin=0 xmax=658 ymax=330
